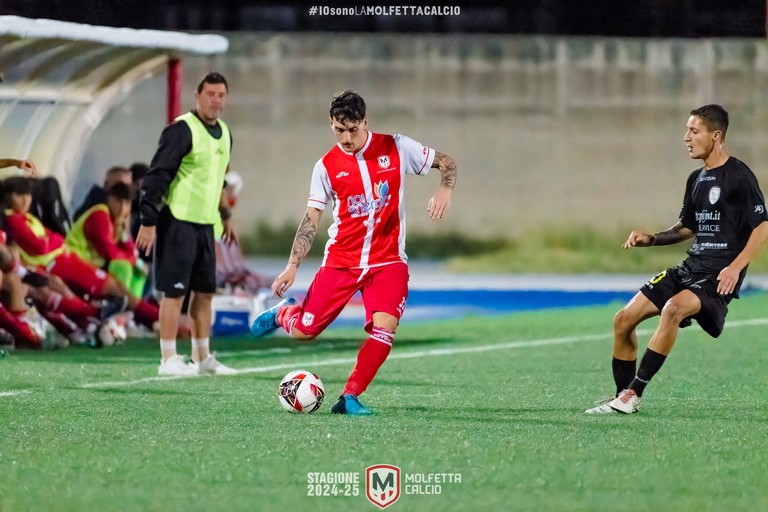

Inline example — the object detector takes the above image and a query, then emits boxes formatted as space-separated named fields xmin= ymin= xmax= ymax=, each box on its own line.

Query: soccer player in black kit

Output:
xmin=586 ymin=104 xmax=768 ymax=414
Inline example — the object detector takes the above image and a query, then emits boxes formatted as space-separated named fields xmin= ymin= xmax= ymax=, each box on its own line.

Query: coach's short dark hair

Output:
xmin=690 ymin=104 xmax=729 ymax=139
xmin=330 ymin=90 xmax=366 ymax=124
xmin=106 ymin=182 xmax=132 ymax=202
xmin=197 ymin=72 xmax=228 ymax=93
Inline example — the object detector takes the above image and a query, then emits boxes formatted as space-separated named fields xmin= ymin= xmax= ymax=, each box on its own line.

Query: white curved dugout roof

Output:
xmin=0 ymin=15 xmax=228 ymax=194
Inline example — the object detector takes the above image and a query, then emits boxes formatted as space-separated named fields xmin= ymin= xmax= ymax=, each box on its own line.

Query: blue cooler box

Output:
xmin=211 ymin=295 xmax=260 ymax=336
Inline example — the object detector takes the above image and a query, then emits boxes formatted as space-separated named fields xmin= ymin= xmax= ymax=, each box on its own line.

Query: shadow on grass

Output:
xmin=384 ymin=404 xmax=583 ymax=419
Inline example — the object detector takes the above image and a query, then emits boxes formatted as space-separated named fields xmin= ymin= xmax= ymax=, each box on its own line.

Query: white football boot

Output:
xmin=607 ymin=389 xmax=640 ymax=414
xmin=197 ymin=354 xmax=238 ymax=376
xmin=158 ymin=354 xmax=197 ymax=377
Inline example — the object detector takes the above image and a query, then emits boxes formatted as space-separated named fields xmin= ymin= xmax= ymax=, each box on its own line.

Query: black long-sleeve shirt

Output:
xmin=139 ymin=110 xmax=231 ymax=226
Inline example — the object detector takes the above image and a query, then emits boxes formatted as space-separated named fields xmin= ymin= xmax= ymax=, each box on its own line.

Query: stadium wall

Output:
xmin=83 ymin=33 xmax=768 ymax=238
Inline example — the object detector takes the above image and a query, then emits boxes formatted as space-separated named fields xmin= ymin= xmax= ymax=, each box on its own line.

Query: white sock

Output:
xmin=192 ymin=337 xmax=210 ymax=362
xmin=160 ymin=339 xmax=176 ymax=362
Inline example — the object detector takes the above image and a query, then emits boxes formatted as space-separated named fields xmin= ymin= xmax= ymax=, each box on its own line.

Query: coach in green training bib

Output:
xmin=136 ymin=72 xmax=238 ymax=377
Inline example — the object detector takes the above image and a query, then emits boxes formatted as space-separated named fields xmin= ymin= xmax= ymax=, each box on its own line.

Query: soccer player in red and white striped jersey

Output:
xmin=250 ymin=90 xmax=458 ymax=415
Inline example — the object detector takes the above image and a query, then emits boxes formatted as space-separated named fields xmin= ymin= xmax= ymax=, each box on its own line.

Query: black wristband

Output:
xmin=648 ymin=234 xmax=656 ymax=246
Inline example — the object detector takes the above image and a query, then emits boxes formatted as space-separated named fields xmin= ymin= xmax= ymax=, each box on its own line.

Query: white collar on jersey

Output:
xmin=337 ymin=130 xmax=372 ymax=156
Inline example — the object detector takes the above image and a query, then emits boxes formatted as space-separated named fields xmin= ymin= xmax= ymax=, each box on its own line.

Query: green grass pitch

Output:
xmin=2 ymin=292 xmax=768 ymax=512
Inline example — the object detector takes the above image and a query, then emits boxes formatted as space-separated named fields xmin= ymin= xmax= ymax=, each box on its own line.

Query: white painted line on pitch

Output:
xmin=91 ymin=347 xmax=293 ymax=364
xmin=0 ymin=390 xmax=32 ymax=398
xmin=80 ymin=332 xmax=615 ymax=389
xmin=76 ymin=316 xmax=768 ymax=390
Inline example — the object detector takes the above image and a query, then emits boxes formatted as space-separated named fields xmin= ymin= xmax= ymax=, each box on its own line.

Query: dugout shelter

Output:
xmin=0 ymin=15 xmax=228 ymax=196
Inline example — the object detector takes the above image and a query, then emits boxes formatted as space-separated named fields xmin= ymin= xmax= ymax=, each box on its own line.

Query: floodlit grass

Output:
xmin=2 ymin=293 xmax=768 ymax=511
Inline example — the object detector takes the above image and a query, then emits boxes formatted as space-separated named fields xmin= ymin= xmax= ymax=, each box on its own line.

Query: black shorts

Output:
xmin=154 ymin=208 xmax=216 ymax=298
xmin=640 ymin=265 xmax=731 ymax=338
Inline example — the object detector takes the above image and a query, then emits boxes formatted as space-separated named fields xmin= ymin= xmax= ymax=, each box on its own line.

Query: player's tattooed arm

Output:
xmin=623 ymin=221 xmax=693 ymax=248
xmin=649 ymin=221 xmax=694 ymax=246
xmin=288 ymin=208 xmax=322 ymax=268
xmin=432 ymin=151 xmax=457 ymax=189
xmin=427 ymin=152 xmax=456 ymax=220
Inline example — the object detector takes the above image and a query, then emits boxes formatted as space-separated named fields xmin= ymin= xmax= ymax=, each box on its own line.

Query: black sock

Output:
xmin=612 ymin=357 xmax=637 ymax=397
xmin=628 ymin=348 xmax=667 ymax=397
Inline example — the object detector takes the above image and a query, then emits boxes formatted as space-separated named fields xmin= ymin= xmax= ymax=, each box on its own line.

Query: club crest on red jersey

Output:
xmin=377 ymin=155 xmax=390 ymax=169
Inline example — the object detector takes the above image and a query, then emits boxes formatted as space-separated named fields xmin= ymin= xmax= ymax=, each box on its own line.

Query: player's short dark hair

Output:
xmin=330 ymin=90 xmax=366 ymax=124
xmin=103 ymin=166 xmax=131 ymax=188
xmin=690 ymin=104 xmax=729 ymax=138
xmin=2 ymin=176 xmax=34 ymax=196
xmin=106 ymin=182 xmax=132 ymax=202
xmin=197 ymin=72 xmax=228 ymax=93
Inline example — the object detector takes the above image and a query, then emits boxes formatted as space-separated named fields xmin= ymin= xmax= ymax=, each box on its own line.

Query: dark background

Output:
xmin=0 ymin=0 xmax=765 ymax=37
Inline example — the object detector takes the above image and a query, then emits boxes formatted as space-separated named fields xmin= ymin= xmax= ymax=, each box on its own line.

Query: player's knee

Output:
xmin=0 ymin=247 xmax=15 ymax=273
xmin=291 ymin=328 xmax=316 ymax=341
xmin=660 ymin=299 xmax=688 ymax=322
xmin=371 ymin=313 xmax=399 ymax=333
xmin=614 ymin=308 xmax=637 ymax=334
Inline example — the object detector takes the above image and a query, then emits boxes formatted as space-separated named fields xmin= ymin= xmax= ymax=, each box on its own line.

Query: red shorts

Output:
xmin=47 ymin=252 xmax=109 ymax=298
xmin=296 ymin=262 xmax=409 ymax=337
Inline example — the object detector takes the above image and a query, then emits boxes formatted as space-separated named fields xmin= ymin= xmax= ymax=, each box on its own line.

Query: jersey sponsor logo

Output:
xmin=346 ymin=180 xmax=392 ymax=218
xmin=693 ymin=241 xmax=728 ymax=251
xmin=374 ymin=181 xmax=389 ymax=200
xmin=336 ymin=171 xmax=349 ymax=178
xmin=695 ymin=210 xmax=721 ymax=222
xmin=699 ymin=175 xmax=716 ymax=182
xmin=302 ymin=312 xmax=315 ymax=327
xmin=708 ymin=186 xmax=720 ymax=204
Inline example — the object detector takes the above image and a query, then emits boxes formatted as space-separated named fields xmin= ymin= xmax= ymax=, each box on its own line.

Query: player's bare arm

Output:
xmin=717 ymin=220 xmax=768 ymax=295
xmin=427 ymin=151 xmax=457 ymax=220
xmin=272 ymin=207 xmax=323 ymax=297
xmin=0 ymin=158 xmax=36 ymax=176
xmin=623 ymin=221 xmax=694 ymax=249
xmin=289 ymin=208 xmax=322 ymax=268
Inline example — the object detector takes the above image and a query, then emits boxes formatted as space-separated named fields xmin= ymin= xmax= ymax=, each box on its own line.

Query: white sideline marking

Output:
xmin=81 ymin=332 xmax=615 ymax=389
xmin=29 ymin=316 xmax=768 ymax=392
xmin=91 ymin=347 xmax=293 ymax=363
xmin=0 ymin=390 xmax=31 ymax=398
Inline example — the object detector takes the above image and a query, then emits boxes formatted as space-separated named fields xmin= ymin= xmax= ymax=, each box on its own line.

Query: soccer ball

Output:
xmin=98 ymin=317 xmax=128 ymax=347
xmin=278 ymin=370 xmax=325 ymax=413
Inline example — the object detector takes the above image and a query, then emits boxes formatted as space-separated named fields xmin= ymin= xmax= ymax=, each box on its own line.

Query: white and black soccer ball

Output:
xmin=98 ymin=317 xmax=128 ymax=347
xmin=278 ymin=370 xmax=325 ymax=413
